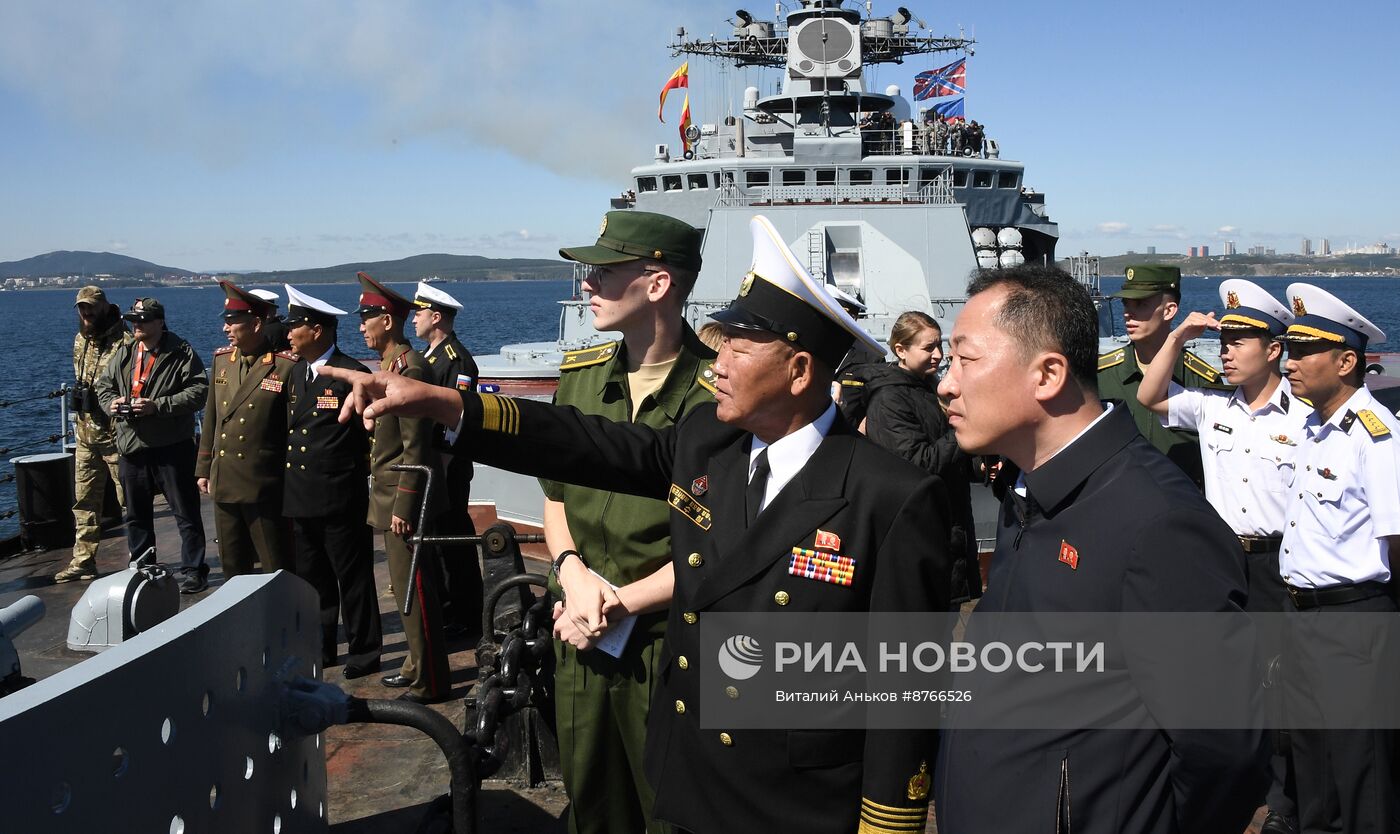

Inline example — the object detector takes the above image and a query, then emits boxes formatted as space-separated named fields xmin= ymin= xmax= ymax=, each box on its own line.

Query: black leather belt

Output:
xmin=1286 ymin=581 xmax=1391 ymax=610
xmin=1238 ymin=535 xmax=1283 ymax=554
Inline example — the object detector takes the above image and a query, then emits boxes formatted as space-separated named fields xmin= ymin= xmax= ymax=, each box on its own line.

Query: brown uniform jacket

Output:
xmin=368 ymin=343 xmax=440 ymax=529
xmin=196 ymin=344 xmax=298 ymax=504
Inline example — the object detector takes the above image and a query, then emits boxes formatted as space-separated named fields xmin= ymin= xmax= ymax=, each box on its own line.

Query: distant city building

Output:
xmin=1189 ymin=247 xmax=1198 ymax=258
xmin=1201 ymin=245 xmax=1210 ymax=257
xmin=1330 ymin=242 xmax=1398 ymax=256
xmin=1301 ymin=238 xmax=1313 ymax=256
xmin=1224 ymin=240 xmax=1237 ymax=256
xmin=1321 ymin=238 xmax=1331 ymax=255
xmin=1146 ymin=246 xmax=1157 ymax=255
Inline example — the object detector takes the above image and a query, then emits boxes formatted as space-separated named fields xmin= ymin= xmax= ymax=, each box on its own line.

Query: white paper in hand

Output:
xmin=588 ymin=569 xmax=637 ymax=658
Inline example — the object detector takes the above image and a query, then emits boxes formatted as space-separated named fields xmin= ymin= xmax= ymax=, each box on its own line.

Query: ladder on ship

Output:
xmin=807 ymin=229 xmax=826 ymax=281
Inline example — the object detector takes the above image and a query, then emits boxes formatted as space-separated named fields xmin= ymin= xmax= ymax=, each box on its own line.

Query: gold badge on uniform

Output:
xmin=598 ymin=215 xmax=608 ymax=236
xmin=1226 ymin=291 xmax=1240 ymax=309
xmin=1292 ymin=296 xmax=1307 ymax=316
xmin=1126 ymin=268 xmax=1135 ymax=280
xmin=668 ymin=484 xmax=712 ymax=530
xmin=1271 ymin=434 xmax=1297 ymax=446
xmin=906 ymin=761 xmax=931 ymax=801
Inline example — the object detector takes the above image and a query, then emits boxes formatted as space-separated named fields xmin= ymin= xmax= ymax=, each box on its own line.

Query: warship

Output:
xmin=471 ymin=0 xmax=1060 ymax=529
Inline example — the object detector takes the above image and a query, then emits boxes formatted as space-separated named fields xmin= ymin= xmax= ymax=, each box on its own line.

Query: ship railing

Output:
xmin=717 ymin=177 xmax=956 ymax=207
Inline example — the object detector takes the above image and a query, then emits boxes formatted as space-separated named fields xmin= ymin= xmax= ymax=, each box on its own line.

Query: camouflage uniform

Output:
xmin=64 ymin=314 xmax=131 ymax=574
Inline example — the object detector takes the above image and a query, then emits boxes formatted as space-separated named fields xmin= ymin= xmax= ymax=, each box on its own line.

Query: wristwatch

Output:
xmin=551 ymin=549 xmax=583 ymax=579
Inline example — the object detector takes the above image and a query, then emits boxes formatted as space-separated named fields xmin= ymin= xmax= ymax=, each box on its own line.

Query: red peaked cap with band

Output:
xmin=219 ymin=279 xmax=276 ymax=321
xmin=355 ymin=271 xmax=412 ymax=318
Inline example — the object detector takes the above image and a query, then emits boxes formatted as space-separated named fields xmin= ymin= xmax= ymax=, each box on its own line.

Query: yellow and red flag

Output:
xmin=679 ymin=93 xmax=693 ymax=153
xmin=658 ymin=61 xmax=689 ymax=122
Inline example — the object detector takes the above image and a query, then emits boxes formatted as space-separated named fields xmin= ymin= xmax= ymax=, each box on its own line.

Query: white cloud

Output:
xmin=1216 ymin=225 xmax=1240 ymax=235
xmin=0 ymin=0 xmax=670 ymax=179
xmin=1097 ymin=221 xmax=1131 ymax=235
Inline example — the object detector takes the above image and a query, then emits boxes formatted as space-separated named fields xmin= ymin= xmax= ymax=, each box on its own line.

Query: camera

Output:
xmin=114 ymin=402 xmax=135 ymax=419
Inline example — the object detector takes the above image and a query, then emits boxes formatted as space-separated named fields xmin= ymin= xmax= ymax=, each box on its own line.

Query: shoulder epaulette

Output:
xmin=261 ymin=352 xmax=274 ymax=365
xmin=840 ymin=378 xmax=866 ymax=388
xmin=275 ymin=350 xmax=299 ymax=363
xmin=445 ymin=343 xmax=458 ymax=361
xmin=560 ymin=341 xmax=619 ymax=371
xmin=1358 ymin=409 xmax=1392 ymax=440
xmin=696 ymin=364 xmax=718 ymax=395
xmin=214 ymin=346 xmax=235 ymax=357
xmin=1097 ymin=349 xmax=1125 ymax=372
xmin=1183 ymin=350 xmax=1223 ymax=384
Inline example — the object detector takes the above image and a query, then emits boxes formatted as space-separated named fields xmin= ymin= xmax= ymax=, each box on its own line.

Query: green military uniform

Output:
xmin=543 ymin=330 xmax=716 ymax=834
xmin=60 ymin=288 xmax=131 ymax=578
xmin=196 ymin=342 xmax=298 ymax=577
xmin=1100 ymin=264 xmax=1228 ymax=488
xmin=547 ymin=209 xmax=711 ymax=834
xmin=370 ymin=341 xmax=450 ymax=701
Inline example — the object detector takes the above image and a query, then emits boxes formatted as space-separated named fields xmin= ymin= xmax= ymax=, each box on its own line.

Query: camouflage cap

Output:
xmin=559 ymin=210 xmax=704 ymax=272
xmin=74 ymin=285 xmax=107 ymax=307
xmin=1110 ymin=265 xmax=1181 ymax=300
xmin=122 ymin=298 xmax=165 ymax=321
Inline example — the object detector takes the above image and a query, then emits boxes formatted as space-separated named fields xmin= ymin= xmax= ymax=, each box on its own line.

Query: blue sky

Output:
xmin=1 ymin=0 xmax=1396 ymax=271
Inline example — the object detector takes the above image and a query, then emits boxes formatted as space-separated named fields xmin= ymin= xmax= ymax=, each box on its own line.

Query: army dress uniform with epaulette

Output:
xmin=418 ymin=306 xmax=484 ymax=635
xmin=542 ymin=326 xmax=716 ymax=834
xmin=370 ymin=341 xmax=451 ymax=701
xmin=1098 ymin=342 xmax=1226 ymax=486
xmin=196 ymin=342 xmax=298 ymax=577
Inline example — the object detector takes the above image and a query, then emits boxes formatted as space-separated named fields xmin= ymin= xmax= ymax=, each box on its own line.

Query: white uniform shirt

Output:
xmin=748 ymin=403 xmax=837 ymax=512
xmin=1164 ymin=380 xmax=1307 ymax=536
xmin=1279 ymin=386 xmax=1400 ymax=588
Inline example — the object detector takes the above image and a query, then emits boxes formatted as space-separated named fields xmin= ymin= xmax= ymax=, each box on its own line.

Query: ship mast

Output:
xmin=669 ymin=2 xmax=974 ymax=68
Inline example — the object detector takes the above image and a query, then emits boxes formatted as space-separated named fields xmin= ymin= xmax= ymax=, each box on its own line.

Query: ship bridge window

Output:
xmin=687 ymin=174 xmax=709 ymax=190
xmin=849 ymin=169 xmax=873 ymax=185
xmin=952 ymin=169 xmax=969 ymax=188
xmin=885 ymin=168 xmax=910 ymax=185
xmin=637 ymin=177 xmax=658 ymax=193
xmin=782 ymin=169 xmax=807 ymax=186
xmin=920 ymin=167 xmax=948 ymax=186
xmin=973 ymin=170 xmax=994 ymax=188
xmin=816 ymin=169 xmax=836 ymax=186
xmin=745 ymin=170 xmax=770 ymax=187
xmin=997 ymin=171 xmax=1021 ymax=189
xmin=663 ymin=175 xmax=683 ymax=192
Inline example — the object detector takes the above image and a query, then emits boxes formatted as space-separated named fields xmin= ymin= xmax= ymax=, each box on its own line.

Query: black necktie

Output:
xmin=746 ymin=448 xmax=770 ymax=526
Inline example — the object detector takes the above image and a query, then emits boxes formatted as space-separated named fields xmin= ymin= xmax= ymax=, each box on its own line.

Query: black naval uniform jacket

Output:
xmin=452 ymin=393 xmax=951 ymax=834
xmin=284 ymin=349 xmax=370 ymax=517
xmin=935 ymin=404 xmax=1268 ymax=834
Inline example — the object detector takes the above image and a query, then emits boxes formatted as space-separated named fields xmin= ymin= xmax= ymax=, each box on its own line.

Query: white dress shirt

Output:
xmin=303 ymin=343 xmax=338 ymax=380
xmin=747 ymin=403 xmax=837 ymax=512
xmin=1164 ymin=378 xmax=1306 ymax=536
xmin=1279 ymin=386 xmax=1400 ymax=588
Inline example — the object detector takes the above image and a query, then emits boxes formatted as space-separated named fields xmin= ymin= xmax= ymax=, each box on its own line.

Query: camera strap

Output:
xmin=131 ymin=346 xmax=157 ymax=398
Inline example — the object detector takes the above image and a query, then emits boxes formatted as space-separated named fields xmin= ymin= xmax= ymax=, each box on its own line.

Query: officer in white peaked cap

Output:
xmin=318 ymin=213 xmax=952 ymax=834
xmin=413 ymin=281 xmax=464 ymax=314
xmin=1277 ymin=282 xmax=1399 ymax=834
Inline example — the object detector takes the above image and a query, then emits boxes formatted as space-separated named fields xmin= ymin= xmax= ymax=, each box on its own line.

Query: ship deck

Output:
xmin=0 ymin=494 xmax=1275 ymax=833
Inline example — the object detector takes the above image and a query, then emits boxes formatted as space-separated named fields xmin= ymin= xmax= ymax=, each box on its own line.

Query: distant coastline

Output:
xmin=1066 ymin=252 xmax=1400 ymax=279
xmin=0 ymin=273 xmax=568 ymax=292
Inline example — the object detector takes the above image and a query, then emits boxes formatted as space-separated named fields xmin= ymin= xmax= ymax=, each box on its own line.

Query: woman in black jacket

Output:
xmin=863 ymin=311 xmax=982 ymax=604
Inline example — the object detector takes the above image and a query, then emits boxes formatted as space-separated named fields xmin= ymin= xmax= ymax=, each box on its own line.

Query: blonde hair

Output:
xmin=888 ymin=311 xmax=941 ymax=352
xmin=697 ymin=321 xmax=724 ymax=352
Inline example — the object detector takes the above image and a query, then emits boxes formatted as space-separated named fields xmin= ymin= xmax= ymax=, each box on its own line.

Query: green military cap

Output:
xmin=559 ymin=210 xmax=704 ymax=272
xmin=1111 ymin=265 xmax=1181 ymax=299
xmin=122 ymin=297 xmax=165 ymax=321
xmin=74 ymin=285 xmax=107 ymax=307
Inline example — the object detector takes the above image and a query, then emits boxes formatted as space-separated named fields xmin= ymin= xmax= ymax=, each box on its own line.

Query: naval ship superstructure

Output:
xmin=476 ymin=0 xmax=1059 ymax=382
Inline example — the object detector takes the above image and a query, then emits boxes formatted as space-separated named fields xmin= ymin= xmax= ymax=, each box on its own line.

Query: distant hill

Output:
xmin=0 ymin=250 xmax=195 ymax=279
xmin=238 ymin=253 xmax=571 ymax=284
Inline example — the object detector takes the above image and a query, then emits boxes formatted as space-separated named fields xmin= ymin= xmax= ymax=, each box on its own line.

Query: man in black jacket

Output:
xmin=325 ymin=215 xmax=951 ymax=834
xmin=932 ymin=265 xmax=1267 ymax=834
xmin=282 ymin=285 xmax=382 ymax=679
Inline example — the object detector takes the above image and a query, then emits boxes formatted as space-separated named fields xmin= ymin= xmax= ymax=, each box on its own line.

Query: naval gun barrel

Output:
xmin=0 ymin=595 xmax=44 ymax=640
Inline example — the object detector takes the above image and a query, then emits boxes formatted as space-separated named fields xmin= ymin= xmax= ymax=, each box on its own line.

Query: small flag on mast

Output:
xmin=658 ymin=61 xmax=690 ymax=122
xmin=679 ymin=93 xmax=694 ymax=153
xmin=913 ymin=58 xmax=966 ymax=101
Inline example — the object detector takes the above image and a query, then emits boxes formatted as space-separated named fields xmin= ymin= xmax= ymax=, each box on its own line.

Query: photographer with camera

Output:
xmin=53 ymin=286 xmax=132 ymax=583
xmin=94 ymin=298 xmax=211 ymax=593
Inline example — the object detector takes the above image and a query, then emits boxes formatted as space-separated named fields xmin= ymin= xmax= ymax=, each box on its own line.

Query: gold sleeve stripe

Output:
xmin=860 ymin=804 xmax=927 ymax=824
xmin=1285 ymin=324 xmax=1345 ymax=343
xmin=502 ymin=395 xmax=521 ymax=435
xmin=479 ymin=394 xmax=523 ymax=435
xmin=858 ymin=816 xmax=924 ymax=833
xmin=860 ymin=797 xmax=928 ymax=816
